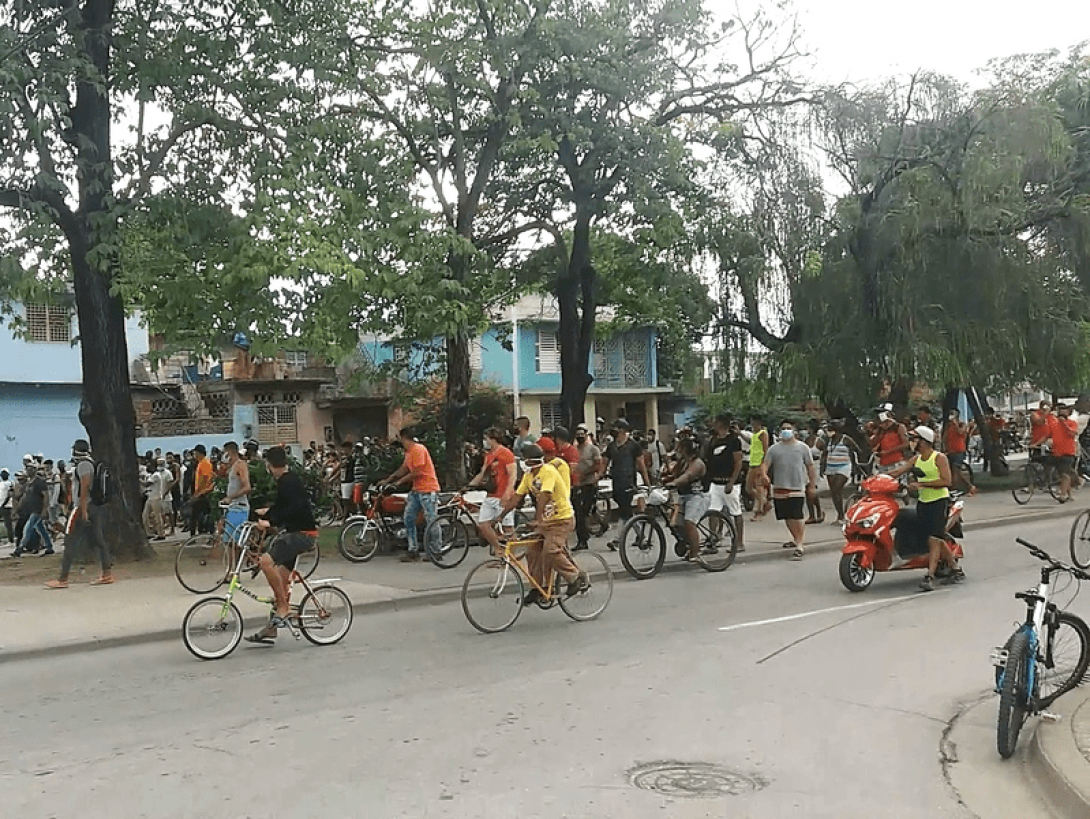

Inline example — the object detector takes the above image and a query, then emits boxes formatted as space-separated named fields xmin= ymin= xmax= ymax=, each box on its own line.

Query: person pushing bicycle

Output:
xmin=245 ymin=446 xmax=319 ymax=645
xmin=479 ymin=443 xmax=588 ymax=607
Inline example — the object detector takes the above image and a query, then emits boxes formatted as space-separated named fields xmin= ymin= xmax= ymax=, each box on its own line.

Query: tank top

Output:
xmin=877 ymin=429 xmax=905 ymax=466
xmin=749 ymin=430 xmax=767 ymax=467
xmin=825 ymin=437 xmax=852 ymax=470
xmin=916 ymin=451 xmax=950 ymax=504
xmin=226 ymin=464 xmax=250 ymax=509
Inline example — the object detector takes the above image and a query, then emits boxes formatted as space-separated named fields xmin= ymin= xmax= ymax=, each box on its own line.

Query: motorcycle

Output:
xmin=838 ymin=473 xmax=965 ymax=592
xmin=338 ymin=484 xmax=456 ymax=563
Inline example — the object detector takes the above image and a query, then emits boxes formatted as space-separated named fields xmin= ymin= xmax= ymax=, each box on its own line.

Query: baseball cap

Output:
xmin=71 ymin=440 xmax=91 ymax=455
xmin=612 ymin=418 xmax=631 ymax=431
xmin=538 ymin=436 xmax=557 ymax=455
xmin=912 ymin=425 xmax=936 ymax=444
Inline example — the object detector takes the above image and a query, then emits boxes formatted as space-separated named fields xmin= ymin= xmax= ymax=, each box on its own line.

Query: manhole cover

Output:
xmin=628 ymin=761 xmax=768 ymax=799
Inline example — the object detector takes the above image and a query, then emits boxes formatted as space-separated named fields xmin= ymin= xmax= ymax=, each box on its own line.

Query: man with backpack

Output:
xmin=45 ymin=438 xmax=113 ymax=588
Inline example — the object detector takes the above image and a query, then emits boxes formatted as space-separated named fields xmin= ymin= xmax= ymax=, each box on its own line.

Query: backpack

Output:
xmin=90 ymin=460 xmax=115 ymax=505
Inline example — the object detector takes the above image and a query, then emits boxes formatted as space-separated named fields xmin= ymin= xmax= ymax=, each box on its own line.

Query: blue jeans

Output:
xmin=18 ymin=512 xmax=53 ymax=554
xmin=404 ymin=491 xmax=438 ymax=554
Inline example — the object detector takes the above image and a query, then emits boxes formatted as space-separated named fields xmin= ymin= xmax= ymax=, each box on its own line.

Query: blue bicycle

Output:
xmin=992 ymin=538 xmax=1090 ymax=758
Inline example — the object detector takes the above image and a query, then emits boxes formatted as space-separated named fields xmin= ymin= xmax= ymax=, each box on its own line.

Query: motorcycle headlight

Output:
xmin=857 ymin=513 xmax=881 ymax=529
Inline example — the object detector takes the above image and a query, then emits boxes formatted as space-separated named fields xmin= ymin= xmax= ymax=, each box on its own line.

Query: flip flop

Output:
xmin=245 ymin=633 xmax=276 ymax=645
xmin=781 ymin=542 xmax=795 ymax=549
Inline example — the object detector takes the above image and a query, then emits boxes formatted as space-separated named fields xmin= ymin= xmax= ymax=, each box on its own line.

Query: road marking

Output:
xmin=718 ymin=593 xmax=920 ymax=633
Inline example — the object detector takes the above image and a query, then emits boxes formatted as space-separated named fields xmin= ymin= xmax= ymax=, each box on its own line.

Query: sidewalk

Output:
xmin=1029 ymin=687 xmax=1090 ymax=818
xmin=0 ymin=487 xmax=1074 ymax=662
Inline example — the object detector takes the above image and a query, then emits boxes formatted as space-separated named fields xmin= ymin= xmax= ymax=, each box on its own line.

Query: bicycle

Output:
xmin=991 ymin=538 xmax=1090 ymax=758
xmin=460 ymin=524 xmax=613 ymax=633
xmin=1011 ymin=455 xmax=1062 ymax=505
xmin=175 ymin=508 xmax=319 ymax=594
xmin=422 ymin=490 xmax=534 ymax=570
xmin=616 ymin=488 xmax=737 ymax=579
xmin=182 ymin=521 xmax=352 ymax=660
xmin=1071 ymin=510 xmax=1090 ymax=570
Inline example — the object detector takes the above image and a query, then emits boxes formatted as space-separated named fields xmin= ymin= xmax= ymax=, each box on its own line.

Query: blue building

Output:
xmin=360 ymin=294 xmax=673 ymax=434
xmin=0 ymin=300 xmax=149 ymax=471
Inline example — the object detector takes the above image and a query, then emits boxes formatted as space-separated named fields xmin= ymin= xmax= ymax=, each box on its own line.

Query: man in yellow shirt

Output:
xmin=484 ymin=443 xmax=587 ymax=605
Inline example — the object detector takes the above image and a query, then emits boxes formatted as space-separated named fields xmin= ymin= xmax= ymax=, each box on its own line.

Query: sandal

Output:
xmin=790 ymin=547 xmax=805 ymax=561
xmin=782 ymin=542 xmax=796 ymax=549
xmin=245 ymin=631 xmax=276 ymax=645
xmin=90 ymin=575 xmax=114 ymax=586
xmin=803 ymin=517 xmax=818 ymax=525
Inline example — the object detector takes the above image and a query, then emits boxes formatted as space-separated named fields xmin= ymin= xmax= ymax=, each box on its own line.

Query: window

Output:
xmin=535 ymin=330 xmax=560 ymax=373
xmin=257 ymin=403 xmax=297 ymax=444
xmin=469 ymin=339 xmax=483 ymax=373
xmin=26 ymin=304 xmax=71 ymax=343
xmin=284 ymin=350 xmax=308 ymax=368
xmin=540 ymin=399 xmax=564 ymax=430
xmin=392 ymin=343 xmax=411 ymax=365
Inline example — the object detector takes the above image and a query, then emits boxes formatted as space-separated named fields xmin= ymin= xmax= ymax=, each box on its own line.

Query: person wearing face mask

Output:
xmin=890 ymin=426 xmax=963 ymax=591
xmin=759 ymin=420 xmax=817 ymax=560
xmin=467 ymin=427 xmax=517 ymax=544
xmin=1029 ymin=400 xmax=1052 ymax=461
xmin=1045 ymin=404 xmax=1079 ymax=502
xmin=942 ymin=408 xmax=975 ymax=493
xmin=869 ymin=410 xmax=910 ymax=475
xmin=571 ymin=424 xmax=603 ymax=551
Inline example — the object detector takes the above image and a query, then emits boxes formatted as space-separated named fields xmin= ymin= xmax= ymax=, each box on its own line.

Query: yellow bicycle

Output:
xmin=460 ymin=526 xmax=613 ymax=633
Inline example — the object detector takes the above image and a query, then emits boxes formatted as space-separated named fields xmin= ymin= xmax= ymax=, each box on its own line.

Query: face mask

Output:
xmin=780 ymin=429 xmax=795 ymax=441
xmin=482 ymin=440 xmax=492 ymax=450
xmin=948 ymin=413 xmax=956 ymax=420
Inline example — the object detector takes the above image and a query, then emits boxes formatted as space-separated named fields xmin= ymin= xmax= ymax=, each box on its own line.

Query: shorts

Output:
xmin=947 ymin=452 xmax=966 ymax=470
xmin=340 ymin=482 xmax=354 ymax=500
xmin=677 ymin=492 xmax=709 ymax=523
xmin=773 ymin=496 xmax=805 ymax=521
xmin=877 ymin=460 xmax=907 ymax=475
xmin=915 ymin=498 xmax=949 ymax=550
xmin=824 ymin=465 xmax=852 ymax=479
xmin=1053 ymin=455 xmax=1077 ymax=476
xmin=267 ymin=531 xmax=316 ymax=570
xmin=707 ymin=482 xmax=742 ymax=517
xmin=223 ymin=507 xmax=250 ymax=543
xmin=478 ymin=496 xmax=514 ymax=528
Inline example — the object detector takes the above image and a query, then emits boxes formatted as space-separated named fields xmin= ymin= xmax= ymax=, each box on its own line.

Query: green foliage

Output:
xmin=695 ymin=381 xmax=810 ymax=430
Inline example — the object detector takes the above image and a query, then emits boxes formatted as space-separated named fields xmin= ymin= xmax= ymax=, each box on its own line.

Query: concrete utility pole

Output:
xmin=511 ymin=306 xmax=521 ymax=418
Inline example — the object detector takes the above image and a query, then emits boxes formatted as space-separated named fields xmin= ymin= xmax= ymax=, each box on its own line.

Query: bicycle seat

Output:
xmin=1014 ymin=590 xmax=1044 ymax=604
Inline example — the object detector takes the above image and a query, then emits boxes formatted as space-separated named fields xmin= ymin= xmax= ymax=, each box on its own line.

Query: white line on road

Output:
xmin=718 ymin=593 xmax=921 ymax=633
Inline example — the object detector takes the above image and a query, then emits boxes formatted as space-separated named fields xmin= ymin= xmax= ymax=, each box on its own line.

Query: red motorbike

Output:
xmin=838 ymin=473 xmax=966 ymax=592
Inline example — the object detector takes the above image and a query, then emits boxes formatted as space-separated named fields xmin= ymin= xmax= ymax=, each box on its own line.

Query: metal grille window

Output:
xmin=204 ymin=392 xmax=232 ymax=419
xmin=535 ymin=330 xmax=560 ymax=374
xmin=256 ymin=403 xmax=297 ymax=444
xmin=285 ymin=350 xmax=308 ymax=368
xmin=26 ymin=304 xmax=71 ymax=343
xmin=540 ymin=400 xmax=564 ymax=430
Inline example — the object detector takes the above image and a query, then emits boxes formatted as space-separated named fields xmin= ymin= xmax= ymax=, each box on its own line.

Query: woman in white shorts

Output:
xmin=466 ymin=427 xmax=518 ymax=542
xmin=664 ymin=438 xmax=708 ymax=561
xmin=820 ymin=422 xmax=860 ymax=523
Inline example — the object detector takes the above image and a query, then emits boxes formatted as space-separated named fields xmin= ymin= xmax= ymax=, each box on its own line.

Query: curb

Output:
xmin=0 ymin=504 xmax=1074 ymax=664
xmin=1028 ymin=690 xmax=1090 ymax=819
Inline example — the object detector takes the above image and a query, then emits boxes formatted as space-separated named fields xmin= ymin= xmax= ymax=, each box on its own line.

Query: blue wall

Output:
xmin=0 ymin=384 xmax=85 ymax=472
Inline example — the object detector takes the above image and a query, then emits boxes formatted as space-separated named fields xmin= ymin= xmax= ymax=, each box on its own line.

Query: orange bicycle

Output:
xmin=460 ymin=525 xmax=613 ymax=633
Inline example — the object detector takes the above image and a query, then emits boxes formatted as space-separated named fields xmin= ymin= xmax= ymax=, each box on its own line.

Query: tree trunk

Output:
xmin=444 ymin=331 xmax=470 ymax=486
xmin=965 ymin=386 xmax=1007 ymax=477
xmin=68 ymin=0 xmax=151 ymax=560
xmin=556 ymin=211 xmax=596 ymax=428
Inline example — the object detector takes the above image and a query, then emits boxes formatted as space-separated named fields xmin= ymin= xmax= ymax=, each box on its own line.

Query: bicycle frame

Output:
xmin=993 ymin=567 xmax=1051 ymax=702
xmin=493 ymin=533 xmax=562 ymax=601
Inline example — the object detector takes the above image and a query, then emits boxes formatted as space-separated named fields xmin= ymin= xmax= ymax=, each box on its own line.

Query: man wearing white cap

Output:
xmin=891 ymin=425 xmax=963 ymax=592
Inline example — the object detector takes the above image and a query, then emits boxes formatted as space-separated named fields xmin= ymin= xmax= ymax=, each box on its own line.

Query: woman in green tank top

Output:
xmin=891 ymin=425 xmax=962 ymax=592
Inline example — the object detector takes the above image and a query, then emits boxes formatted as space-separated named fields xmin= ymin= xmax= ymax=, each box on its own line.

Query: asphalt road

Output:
xmin=1 ymin=515 xmax=1081 ymax=818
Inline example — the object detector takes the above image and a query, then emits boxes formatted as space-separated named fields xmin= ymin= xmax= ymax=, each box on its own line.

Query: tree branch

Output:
xmin=0 ymin=183 xmax=78 ymax=239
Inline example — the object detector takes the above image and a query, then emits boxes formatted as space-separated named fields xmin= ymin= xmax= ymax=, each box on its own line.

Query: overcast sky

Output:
xmin=720 ymin=0 xmax=1090 ymax=85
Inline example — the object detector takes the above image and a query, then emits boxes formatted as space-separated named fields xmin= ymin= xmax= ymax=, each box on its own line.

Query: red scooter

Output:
xmin=838 ymin=473 xmax=966 ymax=592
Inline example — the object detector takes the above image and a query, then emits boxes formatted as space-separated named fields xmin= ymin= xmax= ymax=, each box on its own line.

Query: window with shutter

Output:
xmin=535 ymin=330 xmax=560 ymax=373
xmin=540 ymin=400 xmax=564 ymax=429
xmin=25 ymin=304 xmax=71 ymax=343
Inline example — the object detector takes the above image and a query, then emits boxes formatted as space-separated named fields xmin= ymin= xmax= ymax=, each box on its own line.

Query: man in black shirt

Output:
xmin=247 ymin=446 xmax=318 ymax=644
xmin=703 ymin=414 xmax=745 ymax=552
xmin=603 ymin=419 xmax=650 ymax=547
xmin=12 ymin=463 xmax=53 ymax=557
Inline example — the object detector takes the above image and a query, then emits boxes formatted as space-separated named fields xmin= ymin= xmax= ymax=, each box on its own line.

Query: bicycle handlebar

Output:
xmin=1015 ymin=537 xmax=1090 ymax=581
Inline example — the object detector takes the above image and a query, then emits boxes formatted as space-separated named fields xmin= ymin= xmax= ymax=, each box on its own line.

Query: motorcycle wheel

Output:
xmin=838 ymin=552 xmax=875 ymax=592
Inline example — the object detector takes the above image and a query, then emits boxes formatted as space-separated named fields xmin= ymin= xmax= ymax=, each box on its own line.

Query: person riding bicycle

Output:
xmin=1045 ymin=404 xmax=1079 ymax=503
xmin=889 ymin=426 xmax=963 ymax=592
xmin=245 ymin=446 xmax=319 ymax=645
xmin=466 ymin=427 xmax=517 ymax=542
xmin=663 ymin=437 xmax=709 ymax=561
xmin=480 ymin=444 xmax=588 ymax=607
xmin=1029 ymin=400 xmax=1052 ymax=461
xmin=220 ymin=441 xmax=251 ymax=544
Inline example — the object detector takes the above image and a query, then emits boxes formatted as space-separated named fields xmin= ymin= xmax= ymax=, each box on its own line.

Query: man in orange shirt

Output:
xmin=467 ymin=427 xmax=517 ymax=545
xmin=1046 ymin=404 xmax=1079 ymax=502
xmin=382 ymin=427 xmax=441 ymax=562
xmin=1029 ymin=400 xmax=1052 ymax=460
xmin=189 ymin=443 xmax=215 ymax=535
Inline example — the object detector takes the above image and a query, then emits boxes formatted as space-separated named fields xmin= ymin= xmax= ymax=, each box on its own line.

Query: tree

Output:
xmin=503 ymin=0 xmax=805 ymax=426
xmin=0 ymin=1 xmax=315 ymax=557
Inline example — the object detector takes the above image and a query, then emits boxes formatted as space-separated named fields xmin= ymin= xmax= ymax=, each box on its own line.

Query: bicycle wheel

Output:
xmin=175 ymin=535 xmax=229 ymax=594
xmin=1037 ymin=611 xmax=1090 ymax=707
xmin=997 ymin=629 xmax=1031 ymax=759
xmin=589 ymin=497 xmax=610 ymax=537
xmin=617 ymin=514 xmax=666 ymax=579
xmin=1011 ymin=464 xmax=1035 ymax=505
xmin=425 ymin=514 xmax=471 ymax=569
xmin=339 ymin=518 xmax=381 ymax=563
xmin=298 ymin=585 xmax=354 ymax=646
xmin=461 ymin=559 xmax=525 ymax=634
xmin=1047 ymin=467 xmax=1063 ymax=502
xmin=1071 ymin=510 xmax=1090 ymax=570
xmin=559 ymin=549 xmax=613 ymax=622
xmin=182 ymin=597 xmax=243 ymax=660
xmin=295 ymin=542 xmax=320 ymax=579
xmin=695 ymin=510 xmax=738 ymax=573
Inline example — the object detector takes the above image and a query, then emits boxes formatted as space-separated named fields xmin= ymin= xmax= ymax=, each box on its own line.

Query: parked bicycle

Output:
xmin=460 ymin=526 xmax=613 ymax=633
xmin=616 ymin=487 xmax=736 ymax=579
xmin=181 ymin=521 xmax=351 ymax=660
xmin=422 ymin=490 xmax=533 ymax=570
xmin=175 ymin=509 xmax=319 ymax=594
xmin=1071 ymin=509 xmax=1090 ymax=570
xmin=991 ymin=538 xmax=1090 ymax=758
xmin=1010 ymin=456 xmax=1061 ymax=505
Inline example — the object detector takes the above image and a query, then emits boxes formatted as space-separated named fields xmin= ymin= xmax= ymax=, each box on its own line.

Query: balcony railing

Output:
xmin=592 ymin=334 xmax=652 ymax=389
